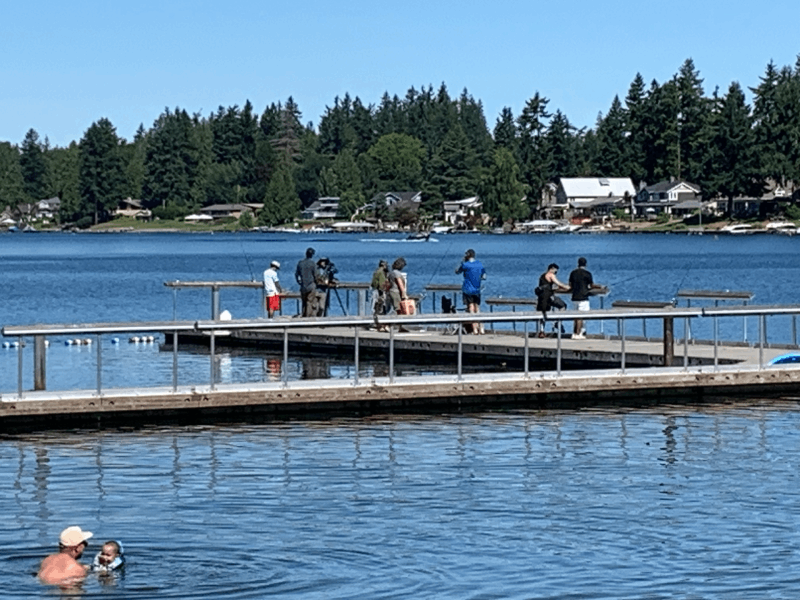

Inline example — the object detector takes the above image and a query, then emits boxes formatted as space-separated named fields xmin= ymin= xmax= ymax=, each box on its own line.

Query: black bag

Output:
xmin=534 ymin=286 xmax=542 ymax=297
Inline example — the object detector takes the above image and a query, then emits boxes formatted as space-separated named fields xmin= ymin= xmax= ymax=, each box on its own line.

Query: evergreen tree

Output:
xmin=708 ymin=82 xmax=763 ymax=213
xmin=351 ymin=97 xmax=376 ymax=155
xmin=19 ymin=128 xmax=48 ymax=201
xmin=78 ymin=118 xmax=126 ymax=225
xmin=640 ymin=79 xmax=680 ymax=183
xmin=675 ymin=59 xmax=711 ymax=184
xmin=123 ymin=124 xmax=147 ymax=200
xmin=374 ymin=93 xmax=404 ymax=137
xmin=45 ymin=142 xmax=80 ymax=223
xmin=0 ymin=142 xmax=25 ymax=209
xmin=142 ymin=108 xmax=209 ymax=211
xmin=457 ymin=88 xmax=493 ymax=167
xmin=365 ymin=133 xmax=425 ymax=193
xmin=318 ymin=94 xmax=357 ymax=156
xmin=545 ymin=110 xmax=579 ymax=179
xmin=517 ymin=92 xmax=551 ymax=212
xmin=295 ymin=127 xmax=325 ymax=208
xmin=269 ymin=97 xmax=305 ymax=165
xmin=426 ymin=123 xmax=481 ymax=207
xmin=480 ymin=147 xmax=528 ymax=223
xmin=594 ymin=96 xmax=627 ymax=177
xmin=623 ymin=73 xmax=648 ymax=183
xmin=319 ymin=149 xmax=364 ymax=217
xmin=493 ymin=107 xmax=518 ymax=154
xmin=259 ymin=159 xmax=300 ymax=226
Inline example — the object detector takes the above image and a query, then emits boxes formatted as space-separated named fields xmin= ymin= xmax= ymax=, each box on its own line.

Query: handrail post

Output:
xmin=619 ymin=318 xmax=626 ymax=373
xmin=457 ymin=322 xmax=463 ymax=381
xmin=211 ymin=286 xmax=220 ymax=320
xmin=282 ymin=328 xmax=288 ymax=387
xmin=793 ymin=315 xmax=798 ymax=347
xmin=96 ymin=333 xmax=102 ymax=395
xmin=172 ymin=288 xmax=178 ymax=321
xmin=759 ymin=314 xmax=765 ymax=369
xmin=523 ymin=320 xmax=529 ymax=378
xmin=663 ymin=317 xmax=674 ymax=367
xmin=713 ymin=316 xmax=719 ymax=371
xmin=172 ymin=330 xmax=179 ymax=391
xmin=17 ymin=338 xmax=24 ymax=398
xmin=34 ymin=335 xmax=46 ymax=391
xmin=556 ymin=319 xmax=562 ymax=376
xmin=354 ymin=326 xmax=360 ymax=386
xmin=683 ymin=317 xmax=689 ymax=371
xmin=210 ymin=330 xmax=216 ymax=390
xmin=389 ymin=327 xmax=395 ymax=383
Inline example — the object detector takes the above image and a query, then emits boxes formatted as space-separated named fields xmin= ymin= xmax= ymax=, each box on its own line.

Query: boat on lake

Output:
xmin=720 ymin=223 xmax=756 ymax=234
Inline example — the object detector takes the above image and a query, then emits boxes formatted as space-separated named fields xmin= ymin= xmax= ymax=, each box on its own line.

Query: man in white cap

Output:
xmin=38 ymin=525 xmax=93 ymax=585
xmin=263 ymin=260 xmax=283 ymax=318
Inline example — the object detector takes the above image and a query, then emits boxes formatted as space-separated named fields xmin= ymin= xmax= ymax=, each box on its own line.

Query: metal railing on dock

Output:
xmin=4 ymin=304 xmax=800 ymax=400
xmin=164 ymin=280 xmax=374 ymax=319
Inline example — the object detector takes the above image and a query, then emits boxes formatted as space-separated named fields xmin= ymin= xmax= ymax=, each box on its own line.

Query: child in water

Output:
xmin=92 ymin=540 xmax=125 ymax=572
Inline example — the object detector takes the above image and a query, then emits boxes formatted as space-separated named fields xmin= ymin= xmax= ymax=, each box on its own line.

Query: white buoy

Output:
xmin=112 ymin=337 xmax=120 ymax=344
xmin=65 ymin=339 xmax=73 ymax=346
xmin=84 ymin=338 xmax=92 ymax=345
xmin=2 ymin=342 xmax=10 ymax=349
xmin=130 ymin=336 xmax=140 ymax=343
xmin=44 ymin=340 xmax=50 ymax=347
xmin=147 ymin=335 xmax=155 ymax=343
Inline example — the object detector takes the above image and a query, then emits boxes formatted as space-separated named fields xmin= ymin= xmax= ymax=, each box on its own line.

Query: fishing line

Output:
xmin=425 ymin=238 xmax=456 ymax=288
xmin=238 ymin=233 xmax=257 ymax=281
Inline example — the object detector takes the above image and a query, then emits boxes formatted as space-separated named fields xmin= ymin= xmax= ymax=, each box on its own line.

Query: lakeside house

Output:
xmin=199 ymin=203 xmax=262 ymax=220
xmin=634 ymin=181 xmax=701 ymax=218
xmin=442 ymin=196 xmax=482 ymax=225
xmin=543 ymin=177 xmax=635 ymax=220
xmin=301 ymin=197 xmax=340 ymax=220
xmin=356 ymin=191 xmax=422 ymax=218
xmin=114 ymin=198 xmax=151 ymax=220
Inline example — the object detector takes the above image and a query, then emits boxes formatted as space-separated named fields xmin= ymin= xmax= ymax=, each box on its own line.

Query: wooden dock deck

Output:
xmin=176 ymin=325 xmax=787 ymax=368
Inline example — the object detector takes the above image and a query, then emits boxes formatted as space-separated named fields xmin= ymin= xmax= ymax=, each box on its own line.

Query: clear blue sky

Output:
xmin=3 ymin=0 xmax=799 ymax=147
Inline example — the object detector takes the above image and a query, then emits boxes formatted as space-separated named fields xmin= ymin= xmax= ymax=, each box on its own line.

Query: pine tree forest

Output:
xmin=3 ymin=58 xmax=800 ymax=228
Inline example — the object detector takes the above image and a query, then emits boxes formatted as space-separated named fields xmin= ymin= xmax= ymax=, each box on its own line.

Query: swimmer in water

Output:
xmin=92 ymin=540 xmax=125 ymax=572
xmin=38 ymin=526 xmax=93 ymax=585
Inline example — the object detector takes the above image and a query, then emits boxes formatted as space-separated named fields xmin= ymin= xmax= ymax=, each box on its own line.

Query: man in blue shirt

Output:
xmin=455 ymin=249 xmax=487 ymax=334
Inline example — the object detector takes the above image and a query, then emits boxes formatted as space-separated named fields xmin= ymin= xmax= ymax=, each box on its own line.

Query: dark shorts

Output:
xmin=463 ymin=293 xmax=481 ymax=306
xmin=549 ymin=296 xmax=567 ymax=310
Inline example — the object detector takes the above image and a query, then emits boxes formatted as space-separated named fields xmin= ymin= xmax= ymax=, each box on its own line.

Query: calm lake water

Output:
xmin=5 ymin=404 xmax=800 ymax=598
xmin=3 ymin=232 xmax=800 ymax=597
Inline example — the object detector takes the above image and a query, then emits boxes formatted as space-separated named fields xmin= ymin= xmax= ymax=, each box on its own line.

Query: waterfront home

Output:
xmin=635 ymin=180 xmax=701 ymax=217
xmin=550 ymin=177 xmax=636 ymax=220
xmin=442 ymin=196 xmax=482 ymax=225
xmin=356 ymin=191 xmax=423 ymax=219
xmin=301 ymin=197 xmax=340 ymax=220
xmin=114 ymin=197 xmax=151 ymax=220
xmin=199 ymin=203 xmax=262 ymax=220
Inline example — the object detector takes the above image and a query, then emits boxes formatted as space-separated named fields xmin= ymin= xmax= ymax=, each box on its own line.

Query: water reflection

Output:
xmin=5 ymin=403 xmax=800 ymax=598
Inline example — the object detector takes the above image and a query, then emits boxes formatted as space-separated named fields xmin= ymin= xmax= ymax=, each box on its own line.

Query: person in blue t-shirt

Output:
xmin=455 ymin=249 xmax=487 ymax=334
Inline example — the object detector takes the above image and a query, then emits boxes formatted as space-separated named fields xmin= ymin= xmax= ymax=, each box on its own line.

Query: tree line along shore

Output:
xmin=2 ymin=57 xmax=800 ymax=231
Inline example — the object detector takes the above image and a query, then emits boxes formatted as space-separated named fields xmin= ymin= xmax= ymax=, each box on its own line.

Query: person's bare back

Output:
xmin=38 ymin=552 xmax=89 ymax=585
xmin=38 ymin=525 xmax=93 ymax=586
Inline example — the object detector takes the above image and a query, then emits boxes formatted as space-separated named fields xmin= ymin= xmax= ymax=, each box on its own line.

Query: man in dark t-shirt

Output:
xmin=568 ymin=257 xmax=600 ymax=339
